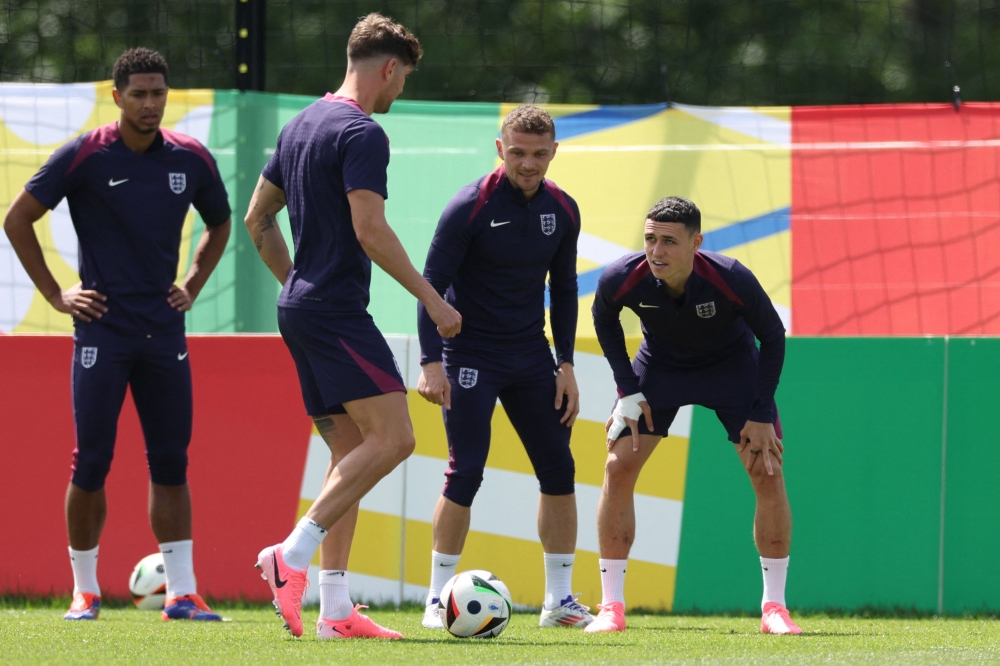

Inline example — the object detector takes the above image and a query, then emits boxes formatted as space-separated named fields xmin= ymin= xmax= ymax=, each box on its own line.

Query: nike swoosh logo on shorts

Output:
xmin=178 ymin=352 xmax=189 ymax=360
xmin=638 ymin=302 xmax=659 ymax=308
xmin=108 ymin=178 xmax=129 ymax=187
xmin=490 ymin=220 xmax=511 ymax=227
xmin=272 ymin=553 xmax=287 ymax=588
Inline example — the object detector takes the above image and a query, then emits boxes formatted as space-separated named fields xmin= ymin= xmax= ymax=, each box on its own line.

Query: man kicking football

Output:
xmin=416 ymin=105 xmax=592 ymax=629
xmin=585 ymin=196 xmax=801 ymax=635
xmin=4 ymin=48 xmax=231 ymax=621
xmin=244 ymin=13 xmax=460 ymax=640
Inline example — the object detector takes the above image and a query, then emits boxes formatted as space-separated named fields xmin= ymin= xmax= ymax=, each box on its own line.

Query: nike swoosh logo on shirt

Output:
xmin=108 ymin=178 xmax=129 ymax=187
xmin=272 ymin=553 xmax=287 ymax=588
xmin=490 ymin=220 xmax=511 ymax=227
xmin=178 ymin=352 xmax=189 ymax=360
xmin=638 ymin=303 xmax=659 ymax=308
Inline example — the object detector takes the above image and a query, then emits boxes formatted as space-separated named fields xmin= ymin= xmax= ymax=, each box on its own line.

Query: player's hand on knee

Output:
xmin=606 ymin=392 xmax=653 ymax=452
xmin=167 ymin=285 xmax=193 ymax=311
xmin=417 ymin=362 xmax=451 ymax=409
xmin=51 ymin=282 xmax=108 ymax=322
xmin=554 ymin=362 xmax=580 ymax=427
xmin=740 ymin=420 xmax=782 ymax=476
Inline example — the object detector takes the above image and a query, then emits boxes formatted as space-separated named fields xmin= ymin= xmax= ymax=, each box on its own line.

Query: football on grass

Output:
xmin=438 ymin=569 xmax=512 ymax=638
xmin=129 ymin=553 xmax=167 ymax=610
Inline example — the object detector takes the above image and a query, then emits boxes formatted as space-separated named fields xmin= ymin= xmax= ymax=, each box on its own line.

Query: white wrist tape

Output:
xmin=607 ymin=392 xmax=647 ymax=441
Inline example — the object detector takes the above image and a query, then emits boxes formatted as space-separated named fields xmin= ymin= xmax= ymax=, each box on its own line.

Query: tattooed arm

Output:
xmin=244 ymin=175 xmax=293 ymax=285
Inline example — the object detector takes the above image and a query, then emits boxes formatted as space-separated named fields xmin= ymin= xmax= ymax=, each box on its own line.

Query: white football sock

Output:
xmin=426 ymin=550 xmax=460 ymax=605
xmin=599 ymin=558 xmax=627 ymax=606
xmin=160 ymin=540 xmax=196 ymax=598
xmin=68 ymin=546 xmax=100 ymax=595
xmin=543 ymin=553 xmax=575 ymax=610
xmin=319 ymin=570 xmax=353 ymax=621
xmin=281 ymin=517 xmax=328 ymax=571
xmin=760 ymin=556 xmax=789 ymax=609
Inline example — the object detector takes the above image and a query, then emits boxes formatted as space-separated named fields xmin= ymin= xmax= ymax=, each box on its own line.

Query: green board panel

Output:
xmin=675 ymin=338 xmax=946 ymax=613
xmin=943 ymin=337 xmax=1000 ymax=613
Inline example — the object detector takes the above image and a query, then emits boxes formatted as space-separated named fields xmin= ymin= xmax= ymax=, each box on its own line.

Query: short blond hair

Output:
xmin=347 ymin=13 xmax=423 ymax=66
xmin=501 ymin=105 xmax=556 ymax=139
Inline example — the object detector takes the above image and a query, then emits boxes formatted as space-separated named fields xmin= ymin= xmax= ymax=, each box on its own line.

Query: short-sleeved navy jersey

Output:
xmin=261 ymin=94 xmax=390 ymax=312
xmin=417 ymin=166 xmax=580 ymax=366
xmin=592 ymin=250 xmax=786 ymax=423
xmin=25 ymin=123 xmax=230 ymax=336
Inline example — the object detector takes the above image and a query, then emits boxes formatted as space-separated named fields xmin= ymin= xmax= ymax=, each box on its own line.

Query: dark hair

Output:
xmin=501 ymin=105 xmax=556 ymax=139
xmin=112 ymin=48 xmax=169 ymax=91
xmin=647 ymin=196 xmax=701 ymax=233
xmin=348 ymin=13 xmax=423 ymax=66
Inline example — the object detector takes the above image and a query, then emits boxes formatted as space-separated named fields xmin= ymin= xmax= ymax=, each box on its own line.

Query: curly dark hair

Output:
xmin=646 ymin=196 xmax=701 ymax=233
xmin=348 ymin=13 xmax=423 ymax=66
xmin=112 ymin=47 xmax=169 ymax=90
xmin=501 ymin=105 xmax=555 ymax=139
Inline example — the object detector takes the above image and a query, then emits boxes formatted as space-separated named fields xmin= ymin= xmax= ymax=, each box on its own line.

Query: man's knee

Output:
xmin=746 ymin=455 xmax=785 ymax=492
xmin=147 ymin=450 xmax=189 ymax=486
xmin=536 ymin=456 xmax=575 ymax=497
xmin=442 ymin=472 xmax=482 ymax=508
xmin=71 ymin=451 xmax=112 ymax=493
xmin=605 ymin=450 xmax=641 ymax=487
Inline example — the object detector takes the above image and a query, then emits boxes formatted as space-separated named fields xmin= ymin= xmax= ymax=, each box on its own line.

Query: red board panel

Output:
xmin=792 ymin=103 xmax=1000 ymax=335
xmin=0 ymin=335 xmax=311 ymax=601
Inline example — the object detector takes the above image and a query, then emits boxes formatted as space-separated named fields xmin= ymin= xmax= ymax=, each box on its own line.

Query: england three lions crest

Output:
xmin=540 ymin=213 xmax=556 ymax=235
xmin=696 ymin=301 xmax=716 ymax=318
xmin=169 ymin=173 xmax=187 ymax=194
xmin=458 ymin=367 xmax=478 ymax=389
xmin=80 ymin=347 xmax=98 ymax=368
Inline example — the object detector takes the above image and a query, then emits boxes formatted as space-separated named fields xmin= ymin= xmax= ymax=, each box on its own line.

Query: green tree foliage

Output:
xmin=2 ymin=0 xmax=999 ymax=105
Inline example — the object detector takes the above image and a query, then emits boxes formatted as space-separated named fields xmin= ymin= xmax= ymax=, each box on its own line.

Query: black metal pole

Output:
xmin=235 ymin=0 xmax=266 ymax=91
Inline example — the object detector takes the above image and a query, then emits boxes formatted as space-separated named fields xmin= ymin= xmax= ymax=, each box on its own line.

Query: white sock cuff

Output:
xmin=598 ymin=558 xmax=627 ymax=569
xmin=431 ymin=550 xmax=461 ymax=565
xmin=543 ymin=552 xmax=575 ymax=566
xmin=159 ymin=539 xmax=193 ymax=552
xmin=319 ymin=569 xmax=349 ymax=585
xmin=69 ymin=545 xmax=99 ymax=558
xmin=297 ymin=516 xmax=329 ymax=544
xmin=760 ymin=556 xmax=789 ymax=566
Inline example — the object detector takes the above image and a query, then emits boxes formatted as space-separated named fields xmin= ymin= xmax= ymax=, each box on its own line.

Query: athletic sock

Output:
xmin=159 ymin=540 xmax=196 ymax=598
xmin=426 ymin=550 xmax=460 ymax=605
xmin=543 ymin=553 xmax=575 ymax=610
xmin=760 ymin=556 xmax=789 ymax=609
xmin=68 ymin=546 xmax=100 ymax=595
xmin=599 ymin=558 xmax=627 ymax=606
xmin=319 ymin=570 xmax=353 ymax=621
xmin=281 ymin=517 xmax=328 ymax=571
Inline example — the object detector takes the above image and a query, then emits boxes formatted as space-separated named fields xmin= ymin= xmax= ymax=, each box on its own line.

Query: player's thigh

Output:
xmin=441 ymin=352 xmax=504 ymax=472
xmin=313 ymin=413 xmax=365 ymax=462
xmin=129 ymin=333 xmax=193 ymax=452
xmin=71 ymin=325 xmax=133 ymax=448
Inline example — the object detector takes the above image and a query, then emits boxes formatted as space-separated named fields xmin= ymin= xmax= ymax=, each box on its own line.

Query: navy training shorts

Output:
xmin=71 ymin=323 xmax=192 ymax=492
xmin=278 ymin=306 xmax=405 ymax=416
xmin=618 ymin=350 xmax=782 ymax=444
xmin=440 ymin=342 xmax=575 ymax=507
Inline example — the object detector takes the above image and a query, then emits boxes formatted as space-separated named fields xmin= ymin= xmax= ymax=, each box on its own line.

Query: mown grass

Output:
xmin=2 ymin=600 xmax=999 ymax=665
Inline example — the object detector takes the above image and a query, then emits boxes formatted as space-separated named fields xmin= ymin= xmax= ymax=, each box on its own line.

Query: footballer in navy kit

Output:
xmin=415 ymin=105 xmax=593 ymax=630
xmin=583 ymin=197 xmax=802 ymax=636
xmin=3 ymin=48 xmax=231 ymax=622
xmin=244 ymin=14 xmax=460 ymax=640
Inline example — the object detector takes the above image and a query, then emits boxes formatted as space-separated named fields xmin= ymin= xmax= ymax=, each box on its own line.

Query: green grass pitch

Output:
xmin=2 ymin=602 xmax=999 ymax=664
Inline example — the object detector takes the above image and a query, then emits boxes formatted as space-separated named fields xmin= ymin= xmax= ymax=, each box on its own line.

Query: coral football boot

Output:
xmin=162 ymin=593 xmax=221 ymax=621
xmin=316 ymin=605 xmax=404 ymax=639
xmin=582 ymin=601 xmax=626 ymax=633
xmin=761 ymin=602 xmax=802 ymax=634
xmin=255 ymin=544 xmax=309 ymax=637
xmin=64 ymin=592 xmax=101 ymax=620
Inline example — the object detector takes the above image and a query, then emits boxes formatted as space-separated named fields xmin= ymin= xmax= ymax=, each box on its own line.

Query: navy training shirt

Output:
xmin=25 ymin=123 xmax=231 ymax=336
xmin=418 ymin=165 xmax=580 ymax=366
xmin=262 ymin=94 xmax=390 ymax=312
xmin=592 ymin=250 xmax=786 ymax=423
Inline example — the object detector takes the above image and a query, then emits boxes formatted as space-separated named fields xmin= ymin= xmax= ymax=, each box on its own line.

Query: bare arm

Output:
xmin=3 ymin=188 xmax=107 ymax=321
xmin=244 ymin=175 xmax=293 ymax=285
xmin=347 ymin=188 xmax=461 ymax=337
xmin=168 ymin=218 xmax=233 ymax=311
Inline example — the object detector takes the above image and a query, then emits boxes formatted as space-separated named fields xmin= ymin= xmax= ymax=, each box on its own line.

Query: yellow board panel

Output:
xmin=402 ymin=515 xmax=676 ymax=610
